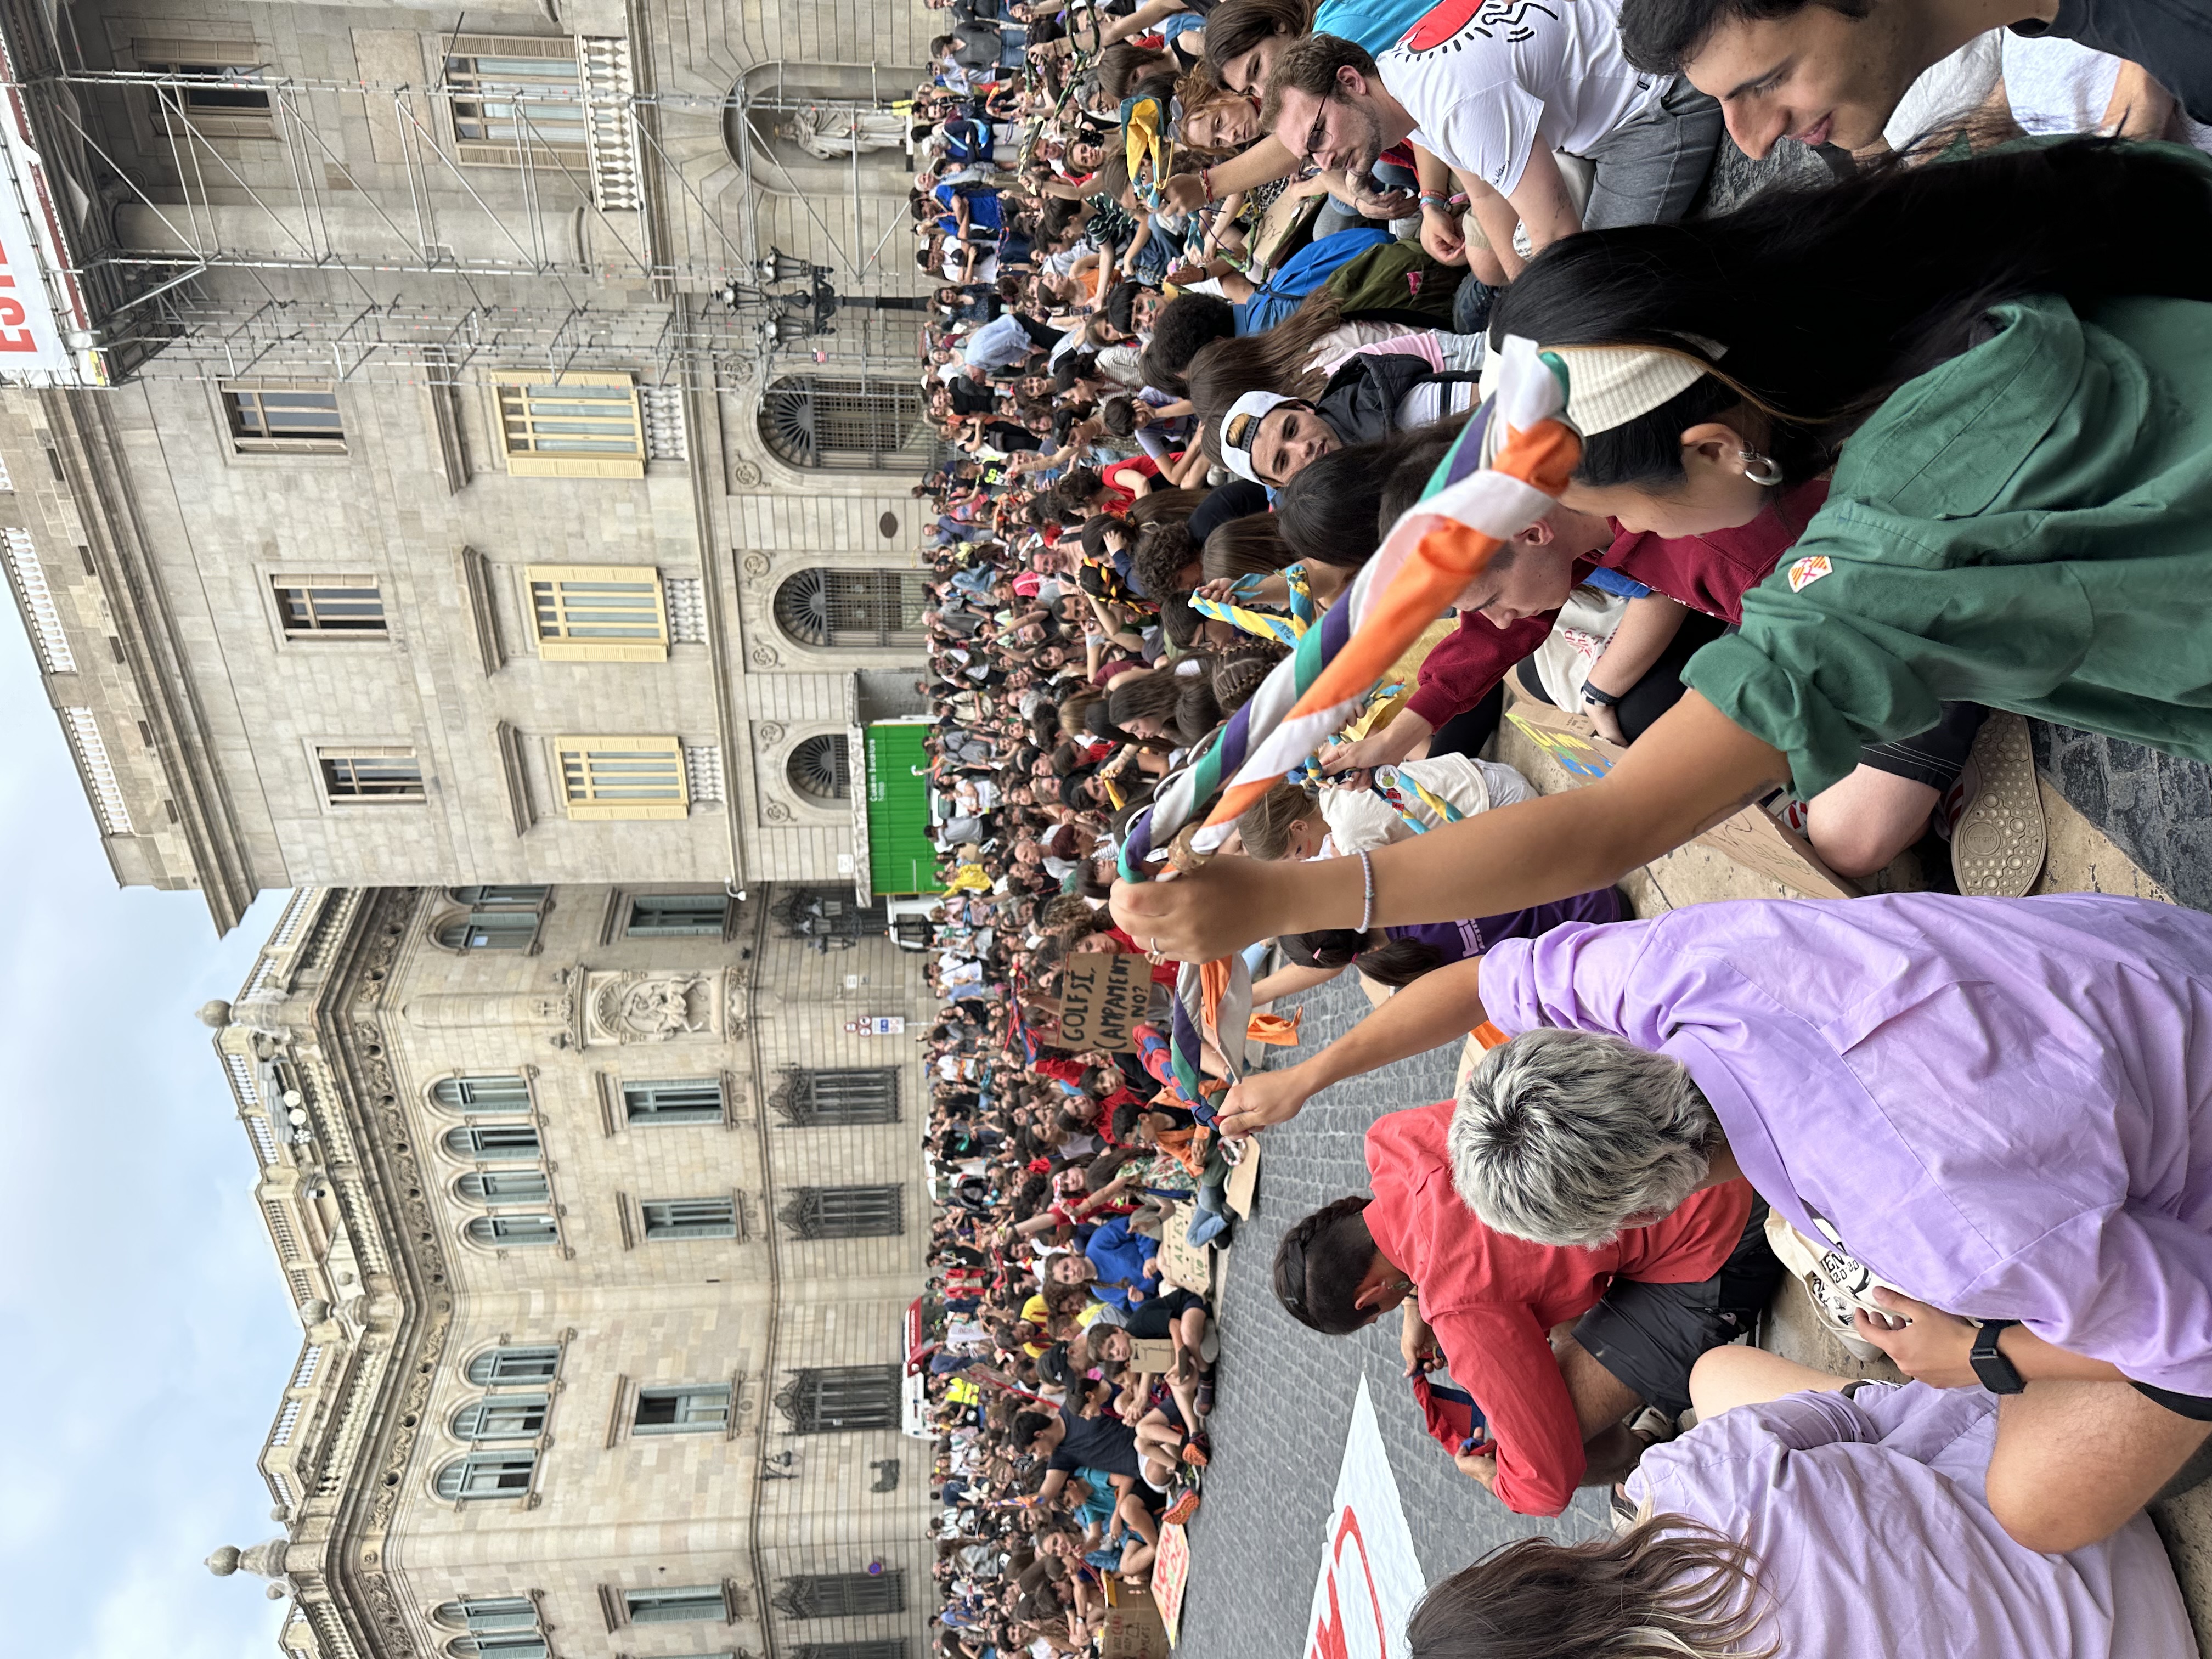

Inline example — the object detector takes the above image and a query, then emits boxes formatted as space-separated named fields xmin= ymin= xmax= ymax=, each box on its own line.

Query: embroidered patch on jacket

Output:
xmin=1786 ymin=554 xmax=1833 ymax=593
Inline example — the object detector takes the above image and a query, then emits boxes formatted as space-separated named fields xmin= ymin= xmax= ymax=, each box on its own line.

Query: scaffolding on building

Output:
xmin=0 ymin=44 xmax=930 ymax=388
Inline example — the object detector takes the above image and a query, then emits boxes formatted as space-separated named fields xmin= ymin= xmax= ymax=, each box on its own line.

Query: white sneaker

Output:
xmin=1946 ymin=712 xmax=2045 ymax=897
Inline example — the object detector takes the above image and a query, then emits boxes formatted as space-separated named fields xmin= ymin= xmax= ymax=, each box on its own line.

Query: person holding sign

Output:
xmin=1272 ymin=1098 xmax=1777 ymax=1516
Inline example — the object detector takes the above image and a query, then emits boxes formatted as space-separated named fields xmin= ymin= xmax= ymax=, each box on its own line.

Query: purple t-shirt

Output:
xmin=1628 ymin=1384 xmax=2195 ymax=1657
xmin=1478 ymin=893 xmax=2212 ymax=1394
xmin=1389 ymin=885 xmax=1622 ymax=966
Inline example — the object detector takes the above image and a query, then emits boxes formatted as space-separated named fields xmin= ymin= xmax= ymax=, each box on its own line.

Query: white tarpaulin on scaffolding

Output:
xmin=1302 ymin=1378 xmax=1426 ymax=1659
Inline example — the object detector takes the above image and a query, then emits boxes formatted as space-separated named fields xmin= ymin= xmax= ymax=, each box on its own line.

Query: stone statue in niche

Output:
xmin=583 ymin=970 xmax=722 ymax=1046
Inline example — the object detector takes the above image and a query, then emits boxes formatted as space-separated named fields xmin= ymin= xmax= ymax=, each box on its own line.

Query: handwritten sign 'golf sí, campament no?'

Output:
xmin=1058 ymin=953 xmax=1149 ymax=1052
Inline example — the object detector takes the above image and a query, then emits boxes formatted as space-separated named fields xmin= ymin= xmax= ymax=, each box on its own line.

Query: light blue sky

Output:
xmin=0 ymin=611 xmax=297 ymax=1657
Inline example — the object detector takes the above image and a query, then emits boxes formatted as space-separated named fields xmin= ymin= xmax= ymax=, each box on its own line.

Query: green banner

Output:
xmin=865 ymin=723 xmax=935 ymax=895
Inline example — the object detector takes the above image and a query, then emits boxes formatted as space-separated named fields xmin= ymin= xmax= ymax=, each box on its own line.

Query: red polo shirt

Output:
xmin=1402 ymin=481 xmax=1830 ymax=729
xmin=1362 ymin=1101 xmax=1752 ymax=1516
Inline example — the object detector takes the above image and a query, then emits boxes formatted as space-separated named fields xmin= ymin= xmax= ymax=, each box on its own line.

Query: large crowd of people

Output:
xmin=904 ymin=0 xmax=2212 ymax=1652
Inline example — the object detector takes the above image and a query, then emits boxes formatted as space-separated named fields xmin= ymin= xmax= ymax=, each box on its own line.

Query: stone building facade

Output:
xmin=0 ymin=0 xmax=948 ymax=931
xmin=208 ymin=879 xmax=943 ymax=1659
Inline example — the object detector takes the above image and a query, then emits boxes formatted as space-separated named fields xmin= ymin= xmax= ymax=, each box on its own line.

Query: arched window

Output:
xmin=450 ymin=1642 xmax=548 ymax=1659
xmin=775 ymin=1366 xmax=901 ymax=1433
xmin=467 ymin=1345 xmax=560 ymax=1386
xmin=772 ymin=1571 xmax=907 ymax=1619
xmin=759 ymin=376 xmax=927 ymax=470
xmin=435 ymin=1452 xmax=537 ymax=1500
xmin=444 ymin=1124 xmax=541 ymax=1161
xmin=434 ymin=1598 xmax=537 ymax=1633
xmin=431 ymin=1075 xmax=532 ymax=1115
xmin=456 ymin=1171 xmax=551 ymax=1206
xmin=435 ymin=911 xmax=540 ymax=952
xmin=452 ymin=1395 xmax=548 ymax=1441
xmin=770 ymin=1067 xmax=898 ymax=1126
xmin=450 ymin=885 xmax=549 ymax=905
xmin=772 ymin=568 xmax=928 ymax=649
xmin=465 ymin=1215 xmax=559 ymax=1247
xmin=781 ymin=1184 xmax=903 ymax=1239
xmin=787 ymin=735 xmax=851 ymax=802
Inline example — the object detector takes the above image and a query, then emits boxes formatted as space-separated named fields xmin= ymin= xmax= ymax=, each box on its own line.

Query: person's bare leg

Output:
xmin=1559 ymin=1338 xmax=1649 ymax=1486
xmin=1689 ymin=1345 xmax=1854 ymax=1418
xmin=1115 ymin=1490 xmax=1160 ymax=1548
xmin=1986 ymin=1381 xmax=2212 ymax=1554
xmin=1559 ymin=1338 xmax=1644 ymax=1438
xmin=1805 ymin=765 xmax=1939 ymax=878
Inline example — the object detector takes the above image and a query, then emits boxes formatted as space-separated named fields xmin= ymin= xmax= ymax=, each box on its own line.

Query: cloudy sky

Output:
xmin=0 ymin=612 xmax=297 ymax=1657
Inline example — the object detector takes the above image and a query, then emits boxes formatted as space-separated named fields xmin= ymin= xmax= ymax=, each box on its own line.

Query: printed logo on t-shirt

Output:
xmin=1400 ymin=0 xmax=1561 ymax=54
xmin=1786 ymin=554 xmax=1833 ymax=593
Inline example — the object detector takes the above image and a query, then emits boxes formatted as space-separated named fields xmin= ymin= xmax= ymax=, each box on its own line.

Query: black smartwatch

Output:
xmin=1970 ymin=1320 xmax=2025 ymax=1395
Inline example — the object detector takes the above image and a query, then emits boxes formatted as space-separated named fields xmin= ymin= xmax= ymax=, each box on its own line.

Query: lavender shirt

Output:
xmin=1479 ymin=894 xmax=2212 ymax=1395
xmin=1627 ymin=1384 xmax=2197 ymax=1658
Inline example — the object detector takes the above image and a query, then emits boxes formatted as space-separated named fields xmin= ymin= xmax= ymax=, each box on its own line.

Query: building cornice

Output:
xmin=47 ymin=387 xmax=259 ymax=929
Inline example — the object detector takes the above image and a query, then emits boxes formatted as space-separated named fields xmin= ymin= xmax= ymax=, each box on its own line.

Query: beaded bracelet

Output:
xmin=1417 ymin=191 xmax=1452 ymax=211
xmin=1355 ymin=849 xmax=1376 ymax=934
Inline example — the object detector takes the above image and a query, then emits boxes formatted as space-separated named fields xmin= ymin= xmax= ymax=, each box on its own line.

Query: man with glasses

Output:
xmin=1260 ymin=15 xmax=1723 ymax=283
xmin=1272 ymin=1096 xmax=1778 ymax=1516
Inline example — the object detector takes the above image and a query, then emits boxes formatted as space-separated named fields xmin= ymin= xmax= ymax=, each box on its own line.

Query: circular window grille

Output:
xmin=788 ymin=734 xmax=851 ymax=801
xmin=774 ymin=568 xmax=833 ymax=646
xmin=761 ymin=381 xmax=820 ymax=467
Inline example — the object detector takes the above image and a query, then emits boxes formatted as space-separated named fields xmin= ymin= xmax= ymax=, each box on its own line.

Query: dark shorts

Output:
xmin=1855 ymin=701 xmax=1985 ymax=792
xmin=1572 ymin=1198 xmax=1782 ymax=1416
xmin=2134 ymin=1380 xmax=2212 ymax=1421
xmin=1120 ymin=1286 xmax=1202 ymax=1340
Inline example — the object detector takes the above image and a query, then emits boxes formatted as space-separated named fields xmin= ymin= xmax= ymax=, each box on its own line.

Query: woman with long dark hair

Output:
xmin=1404 ymin=1345 xmax=2196 ymax=1659
xmin=1112 ymin=138 xmax=2212 ymax=964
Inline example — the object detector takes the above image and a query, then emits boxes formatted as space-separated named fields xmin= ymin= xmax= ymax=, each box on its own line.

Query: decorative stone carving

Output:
xmin=763 ymin=801 xmax=791 ymax=823
xmin=756 ymin=722 xmax=785 ymax=747
xmin=740 ymin=551 xmax=771 ymax=578
xmin=583 ymin=970 xmax=723 ymax=1047
xmin=749 ymin=644 xmax=780 ymax=668
xmin=731 ymin=459 xmax=764 ymax=487
xmin=359 ymin=1569 xmax=419 ymax=1657
xmin=198 ymin=999 xmax=234 ymax=1029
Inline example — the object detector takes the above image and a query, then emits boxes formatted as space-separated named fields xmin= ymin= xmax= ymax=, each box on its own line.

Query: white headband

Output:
xmin=1476 ymin=335 xmax=1724 ymax=448
xmin=1219 ymin=389 xmax=1293 ymax=483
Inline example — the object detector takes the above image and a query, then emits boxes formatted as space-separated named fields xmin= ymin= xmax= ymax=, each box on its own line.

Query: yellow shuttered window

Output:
xmin=494 ymin=374 xmax=646 ymax=479
xmin=554 ymin=735 xmax=687 ymax=820
xmin=526 ymin=565 xmax=667 ymax=661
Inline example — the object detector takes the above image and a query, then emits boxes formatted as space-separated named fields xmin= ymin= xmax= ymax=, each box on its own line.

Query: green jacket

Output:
xmin=1685 ymin=205 xmax=2212 ymax=794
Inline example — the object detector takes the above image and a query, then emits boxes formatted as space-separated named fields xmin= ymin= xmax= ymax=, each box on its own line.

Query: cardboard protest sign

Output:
xmin=1058 ymin=952 xmax=1150 ymax=1051
xmin=1504 ymin=702 xmax=1859 ymax=900
xmin=1152 ymin=1522 xmax=1191 ymax=1644
xmin=1102 ymin=1579 xmax=1171 ymax=1659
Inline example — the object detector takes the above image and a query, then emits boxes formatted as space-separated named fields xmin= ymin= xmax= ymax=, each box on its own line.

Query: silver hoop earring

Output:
xmin=1740 ymin=449 xmax=1784 ymax=487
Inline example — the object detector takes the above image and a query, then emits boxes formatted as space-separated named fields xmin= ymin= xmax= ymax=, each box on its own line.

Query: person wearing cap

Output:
xmin=1209 ymin=334 xmax=1486 ymax=487
xmin=1272 ymin=1098 xmax=1776 ymax=1516
xmin=1109 ymin=138 xmax=2212 ymax=967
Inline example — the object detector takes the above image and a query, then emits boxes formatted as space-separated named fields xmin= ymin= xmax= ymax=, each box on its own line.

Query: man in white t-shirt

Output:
xmin=1260 ymin=8 xmax=1722 ymax=278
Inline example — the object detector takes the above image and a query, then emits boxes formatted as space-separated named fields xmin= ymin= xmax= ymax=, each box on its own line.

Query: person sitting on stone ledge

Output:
xmin=1272 ymin=1095 xmax=1778 ymax=1516
xmin=1276 ymin=889 xmax=2212 ymax=1554
xmin=1404 ymin=1345 xmax=2199 ymax=1659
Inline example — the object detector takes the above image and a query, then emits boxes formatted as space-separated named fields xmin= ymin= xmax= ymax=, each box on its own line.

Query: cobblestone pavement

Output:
xmin=2034 ymin=724 xmax=2212 ymax=914
xmin=1175 ymin=977 xmax=1607 ymax=1659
